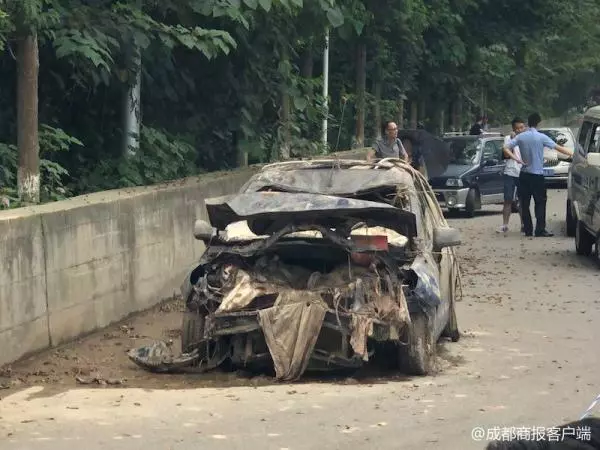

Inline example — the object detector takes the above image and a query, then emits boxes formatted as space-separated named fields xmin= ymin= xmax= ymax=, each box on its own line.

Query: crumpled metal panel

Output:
xmin=405 ymin=254 xmax=442 ymax=310
xmin=241 ymin=164 xmax=416 ymax=196
xmin=204 ymin=191 xmax=416 ymax=233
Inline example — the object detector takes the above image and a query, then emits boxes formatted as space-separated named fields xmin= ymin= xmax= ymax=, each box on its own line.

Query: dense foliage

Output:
xmin=1 ymin=0 xmax=599 ymax=205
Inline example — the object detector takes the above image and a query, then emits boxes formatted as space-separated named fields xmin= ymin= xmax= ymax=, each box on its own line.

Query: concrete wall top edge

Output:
xmin=0 ymin=149 xmax=367 ymax=222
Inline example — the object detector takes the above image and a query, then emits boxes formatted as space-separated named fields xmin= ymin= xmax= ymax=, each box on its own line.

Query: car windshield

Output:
xmin=539 ymin=129 xmax=574 ymax=148
xmin=443 ymin=138 xmax=482 ymax=165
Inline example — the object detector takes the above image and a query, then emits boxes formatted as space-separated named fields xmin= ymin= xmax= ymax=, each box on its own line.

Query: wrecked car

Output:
xmin=129 ymin=158 xmax=463 ymax=381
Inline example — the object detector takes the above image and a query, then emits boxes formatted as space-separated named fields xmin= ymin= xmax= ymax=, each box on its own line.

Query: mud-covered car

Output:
xmin=129 ymin=159 xmax=462 ymax=380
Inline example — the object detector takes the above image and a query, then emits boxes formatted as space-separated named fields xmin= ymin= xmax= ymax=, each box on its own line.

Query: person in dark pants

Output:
xmin=469 ymin=116 xmax=485 ymax=135
xmin=503 ymin=113 xmax=573 ymax=237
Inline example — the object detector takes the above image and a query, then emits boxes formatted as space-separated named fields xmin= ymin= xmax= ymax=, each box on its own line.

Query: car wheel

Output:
xmin=181 ymin=311 xmax=205 ymax=353
xmin=398 ymin=313 xmax=434 ymax=376
xmin=566 ymin=200 xmax=576 ymax=237
xmin=442 ymin=300 xmax=460 ymax=342
xmin=575 ymin=220 xmax=595 ymax=257
xmin=464 ymin=188 xmax=479 ymax=218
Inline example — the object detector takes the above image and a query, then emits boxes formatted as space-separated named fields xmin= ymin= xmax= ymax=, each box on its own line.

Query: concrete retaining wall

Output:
xmin=0 ymin=149 xmax=367 ymax=366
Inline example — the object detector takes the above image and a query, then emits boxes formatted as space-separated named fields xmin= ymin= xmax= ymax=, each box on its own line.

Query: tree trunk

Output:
xmin=280 ymin=89 xmax=291 ymax=159
xmin=439 ymin=108 xmax=445 ymax=135
xmin=397 ymin=98 xmax=405 ymax=129
xmin=452 ymin=97 xmax=460 ymax=130
xmin=122 ymin=0 xmax=143 ymax=157
xmin=235 ymin=132 xmax=248 ymax=168
xmin=354 ymin=43 xmax=366 ymax=148
xmin=17 ymin=33 xmax=40 ymax=204
xmin=372 ymin=72 xmax=382 ymax=139
xmin=301 ymin=47 xmax=313 ymax=79
xmin=280 ymin=47 xmax=291 ymax=160
xmin=301 ymin=46 xmax=314 ymax=115
xmin=419 ymin=99 xmax=426 ymax=125
xmin=122 ymin=66 xmax=141 ymax=157
xmin=410 ymin=101 xmax=418 ymax=129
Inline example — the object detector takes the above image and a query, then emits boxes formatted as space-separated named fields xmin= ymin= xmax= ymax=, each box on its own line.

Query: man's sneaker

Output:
xmin=497 ymin=225 xmax=508 ymax=234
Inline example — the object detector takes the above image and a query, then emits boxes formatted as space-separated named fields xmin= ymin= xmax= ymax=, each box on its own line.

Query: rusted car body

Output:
xmin=130 ymin=159 xmax=462 ymax=380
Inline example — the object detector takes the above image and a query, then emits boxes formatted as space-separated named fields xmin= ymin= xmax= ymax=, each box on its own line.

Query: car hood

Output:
xmin=429 ymin=164 xmax=475 ymax=185
xmin=437 ymin=164 xmax=474 ymax=178
xmin=205 ymin=192 xmax=417 ymax=236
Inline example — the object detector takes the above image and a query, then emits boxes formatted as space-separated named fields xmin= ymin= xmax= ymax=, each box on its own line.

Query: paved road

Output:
xmin=1 ymin=188 xmax=599 ymax=450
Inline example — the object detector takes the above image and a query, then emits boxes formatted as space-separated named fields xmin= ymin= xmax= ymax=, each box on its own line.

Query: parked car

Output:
xmin=566 ymin=107 xmax=600 ymax=259
xmin=128 ymin=159 xmax=463 ymax=380
xmin=429 ymin=133 xmax=514 ymax=217
xmin=539 ymin=127 xmax=576 ymax=184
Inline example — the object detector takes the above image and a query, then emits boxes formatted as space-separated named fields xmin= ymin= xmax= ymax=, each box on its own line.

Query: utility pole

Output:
xmin=321 ymin=28 xmax=329 ymax=150
xmin=122 ymin=0 xmax=142 ymax=157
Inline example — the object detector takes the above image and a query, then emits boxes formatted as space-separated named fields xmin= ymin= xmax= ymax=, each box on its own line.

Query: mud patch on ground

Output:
xmin=0 ymin=295 xmax=465 ymax=398
xmin=0 ymin=298 xmax=189 ymax=397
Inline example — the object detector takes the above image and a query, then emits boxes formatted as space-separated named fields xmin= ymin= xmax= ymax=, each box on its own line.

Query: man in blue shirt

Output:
xmin=503 ymin=112 xmax=573 ymax=237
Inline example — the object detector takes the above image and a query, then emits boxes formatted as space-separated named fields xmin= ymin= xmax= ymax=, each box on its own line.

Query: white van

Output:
xmin=566 ymin=106 xmax=600 ymax=257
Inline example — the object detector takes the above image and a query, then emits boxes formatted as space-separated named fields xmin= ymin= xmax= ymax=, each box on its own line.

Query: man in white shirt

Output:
xmin=498 ymin=118 xmax=526 ymax=234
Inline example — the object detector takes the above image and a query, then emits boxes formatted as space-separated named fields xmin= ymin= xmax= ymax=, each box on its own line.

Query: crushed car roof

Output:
xmin=240 ymin=159 xmax=418 ymax=196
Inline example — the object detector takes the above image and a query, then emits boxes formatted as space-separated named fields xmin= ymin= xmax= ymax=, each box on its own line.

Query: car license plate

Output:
xmin=543 ymin=168 xmax=554 ymax=176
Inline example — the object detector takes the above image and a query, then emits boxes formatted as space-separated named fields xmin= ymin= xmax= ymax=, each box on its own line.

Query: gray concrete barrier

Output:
xmin=0 ymin=149 xmax=368 ymax=366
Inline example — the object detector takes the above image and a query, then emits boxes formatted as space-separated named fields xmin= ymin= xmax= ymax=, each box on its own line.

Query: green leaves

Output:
xmin=53 ymin=29 xmax=116 ymax=70
xmin=325 ymin=7 xmax=344 ymax=27
xmin=293 ymin=96 xmax=308 ymax=111
xmin=258 ymin=0 xmax=272 ymax=12
xmin=0 ymin=124 xmax=77 ymax=205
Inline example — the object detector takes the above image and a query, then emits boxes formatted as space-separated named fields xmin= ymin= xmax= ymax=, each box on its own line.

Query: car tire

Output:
xmin=566 ymin=200 xmax=576 ymax=237
xmin=442 ymin=300 xmax=460 ymax=343
xmin=464 ymin=188 xmax=479 ymax=218
xmin=181 ymin=311 xmax=205 ymax=353
xmin=398 ymin=313 xmax=434 ymax=376
xmin=575 ymin=220 xmax=595 ymax=257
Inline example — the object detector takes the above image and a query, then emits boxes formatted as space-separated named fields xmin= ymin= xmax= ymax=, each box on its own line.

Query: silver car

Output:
xmin=539 ymin=127 xmax=576 ymax=184
xmin=565 ymin=107 xmax=600 ymax=259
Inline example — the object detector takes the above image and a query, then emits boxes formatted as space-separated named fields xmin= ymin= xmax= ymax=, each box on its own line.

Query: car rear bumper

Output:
xmin=433 ymin=188 xmax=470 ymax=209
xmin=207 ymin=309 xmax=400 ymax=341
xmin=543 ymin=164 xmax=569 ymax=182
xmin=204 ymin=309 xmax=405 ymax=371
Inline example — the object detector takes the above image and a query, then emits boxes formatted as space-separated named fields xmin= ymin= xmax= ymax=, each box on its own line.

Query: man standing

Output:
xmin=498 ymin=118 xmax=525 ymax=234
xmin=503 ymin=113 xmax=574 ymax=237
xmin=367 ymin=120 xmax=409 ymax=162
xmin=469 ymin=116 xmax=485 ymax=135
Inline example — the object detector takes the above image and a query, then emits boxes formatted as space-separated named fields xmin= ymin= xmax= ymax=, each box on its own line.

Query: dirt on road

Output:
xmin=2 ymin=189 xmax=600 ymax=450
xmin=0 ymin=293 xmax=471 ymax=398
xmin=1 ymin=188 xmax=597 ymax=400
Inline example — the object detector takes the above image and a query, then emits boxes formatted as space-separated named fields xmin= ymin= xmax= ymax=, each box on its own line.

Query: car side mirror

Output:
xmin=484 ymin=159 xmax=499 ymax=166
xmin=433 ymin=226 xmax=462 ymax=251
xmin=586 ymin=153 xmax=600 ymax=167
xmin=193 ymin=219 xmax=216 ymax=242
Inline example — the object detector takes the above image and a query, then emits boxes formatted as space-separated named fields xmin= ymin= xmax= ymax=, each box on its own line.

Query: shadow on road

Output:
xmin=445 ymin=209 xmax=502 ymax=220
